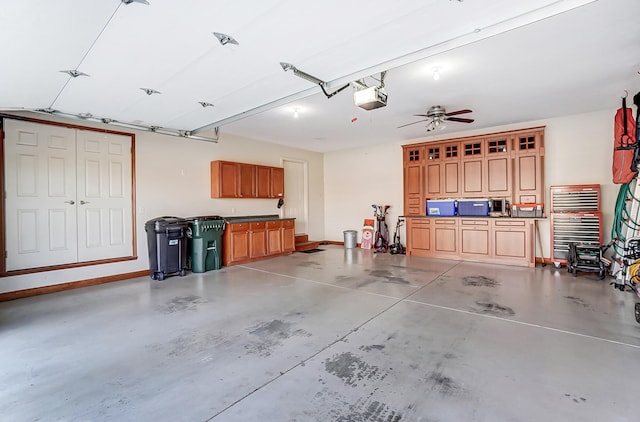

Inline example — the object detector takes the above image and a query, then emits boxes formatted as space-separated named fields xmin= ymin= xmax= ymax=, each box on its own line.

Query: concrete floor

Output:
xmin=2 ymin=245 xmax=640 ymax=421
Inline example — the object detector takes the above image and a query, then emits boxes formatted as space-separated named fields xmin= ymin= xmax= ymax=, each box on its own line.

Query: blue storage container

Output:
xmin=427 ymin=200 xmax=457 ymax=216
xmin=457 ymin=199 xmax=490 ymax=216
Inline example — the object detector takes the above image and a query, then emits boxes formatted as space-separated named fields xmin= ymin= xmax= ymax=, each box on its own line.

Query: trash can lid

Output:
xmin=145 ymin=216 xmax=188 ymax=230
xmin=187 ymin=215 xmax=223 ymax=222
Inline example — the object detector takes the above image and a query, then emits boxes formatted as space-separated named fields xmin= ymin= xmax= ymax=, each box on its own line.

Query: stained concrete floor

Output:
xmin=2 ymin=245 xmax=640 ymax=421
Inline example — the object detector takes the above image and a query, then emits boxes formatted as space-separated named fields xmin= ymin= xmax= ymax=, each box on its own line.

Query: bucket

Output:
xmin=343 ymin=230 xmax=357 ymax=249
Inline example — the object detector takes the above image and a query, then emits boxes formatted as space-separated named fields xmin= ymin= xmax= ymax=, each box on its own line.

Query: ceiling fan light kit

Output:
xmin=398 ymin=105 xmax=474 ymax=130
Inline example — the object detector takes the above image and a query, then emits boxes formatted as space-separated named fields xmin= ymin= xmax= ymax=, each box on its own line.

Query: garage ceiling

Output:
xmin=1 ymin=0 xmax=639 ymax=152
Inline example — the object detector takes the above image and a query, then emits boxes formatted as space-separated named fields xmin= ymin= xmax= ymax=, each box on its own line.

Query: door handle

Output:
xmin=80 ymin=200 xmax=90 ymax=205
xmin=64 ymin=200 xmax=75 ymax=205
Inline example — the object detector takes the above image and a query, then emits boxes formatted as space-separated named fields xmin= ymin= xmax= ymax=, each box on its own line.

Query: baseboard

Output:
xmin=0 ymin=270 xmax=149 ymax=302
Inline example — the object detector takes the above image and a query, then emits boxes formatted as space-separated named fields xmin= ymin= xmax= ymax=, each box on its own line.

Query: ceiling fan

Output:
xmin=398 ymin=105 xmax=474 ymax=131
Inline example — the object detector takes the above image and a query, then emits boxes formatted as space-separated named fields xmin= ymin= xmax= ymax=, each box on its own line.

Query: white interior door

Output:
xmin=76 ymin=130 xmax=133 ymax=262
xmin=282 ymin=159 xmax=308 ymax=235
xmin=4 ymin=120 xmax=78 ymax=270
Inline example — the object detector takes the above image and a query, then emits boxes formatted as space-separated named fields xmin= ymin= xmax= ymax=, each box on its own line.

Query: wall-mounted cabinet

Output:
xmin=402 ymin=127 xmax=545 ymax=214
xmin=211 ymin=160 xmax=284 ymax=199
xmin=403 ymin=146 xmax=425 ymax=216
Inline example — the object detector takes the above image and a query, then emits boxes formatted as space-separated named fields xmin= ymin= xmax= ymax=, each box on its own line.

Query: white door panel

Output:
xmin=4 ymin=120 xmax=78 ymax=270
xmin=4 ymin=120 xmax=133 ymax=271
xmin=76 ymin=130 xmax=132 ymax=262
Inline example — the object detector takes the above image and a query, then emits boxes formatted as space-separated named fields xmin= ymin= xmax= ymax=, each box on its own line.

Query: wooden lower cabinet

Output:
xmin=459 ymin=219 xmax=490 ymax=258
xmin=491 ymin=219 xmax=535 ymax=267
xmin=433 ymin=218 xmax=457 ymax=255
xmin=406 ymin=218 xmax=431 ymax=256
xmin=267 ymin=220 xmax=283 ymax=255
xmin=223 ymin=218 xmax=295 ymax=266
xmin=282 ymin=219 xmax=295 ymax=253
xmin=406 ymin=217 xmax=535 ymax=267
xmin=227 ymin=223 xmax=250 ymax=263
xmin=249 ymin=222 xmax=267 ymax=258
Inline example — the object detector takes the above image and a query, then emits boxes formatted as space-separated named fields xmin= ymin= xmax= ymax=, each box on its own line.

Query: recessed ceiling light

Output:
xmin=213 ymin=32 xmax=238 ymax=46
xmin=293 ymin=108 xmax=299 ymax=119
xmin=432 ymin=66 xmax=441 ymax=81
xmin=78 ymin=112 xmax=93 ymax=119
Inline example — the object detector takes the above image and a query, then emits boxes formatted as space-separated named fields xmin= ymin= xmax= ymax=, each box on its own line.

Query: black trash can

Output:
xmin=187 ymin=216 xmax=226 ymax=273
xmin=145 ymin=216 xmax=188 ymax=280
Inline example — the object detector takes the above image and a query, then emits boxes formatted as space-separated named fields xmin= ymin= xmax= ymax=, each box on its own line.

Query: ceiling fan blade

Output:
xmin=398 ymin=119 xmax=429 ymax=128
xmin=445 ymin=117 xmax=474 ymax=123
xmin=444 ymin=109 xmax=472 ymax=116
xmin=413 ymin=114 xmax=430 ymax=117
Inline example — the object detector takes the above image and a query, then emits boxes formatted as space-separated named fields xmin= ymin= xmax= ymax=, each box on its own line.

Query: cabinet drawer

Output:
xmin=493 ymin=219 xmax=526 ymax=227
xmin=434 ymin=218 xmax=456 ymax=226
xmin=282 ymin=219 xmax=294 ymax=228
xmin=408 ymin=197 xmax=421 ymax=205
xmin=250 ymin=221 xmax=266 ymax=230
xmin=230 ymin=222 xmax=249 ymax=232
xmin=266 ymin=220 xmax=282 ymax=229
xmin=410 ymin=218 xmax=431 ymax=226
xmin=460 ymin=219 xmax=489 ymax=226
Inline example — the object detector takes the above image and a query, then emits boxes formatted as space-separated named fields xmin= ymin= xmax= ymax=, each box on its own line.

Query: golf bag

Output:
xmin=372 ymin=205 xmax=390 ymax=253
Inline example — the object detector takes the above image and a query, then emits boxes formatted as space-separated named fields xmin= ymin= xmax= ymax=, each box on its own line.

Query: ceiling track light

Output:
xmin=213 ymin=32 xmax=238 ymax=46
xmin=140 ymin=88 xmax=161 ymax=95
xmin=280 ymin=62 xmax=350 ymax=99
xmin=28 ymin=108 xmax=219 ymax=143
xmin=198 ymin=101 xmax=214 ymax=108
xmin=60 ymin=69 xmax=89 ymax=78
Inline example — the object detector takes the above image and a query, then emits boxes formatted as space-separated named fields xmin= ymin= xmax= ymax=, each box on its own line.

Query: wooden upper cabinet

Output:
xmin=256 ymin=166 xmax=271 ymax=198
xmin=461 ymin=139 xmax=484 ymax=196
xmin=211 ymin=160 xmax=284 ymax=199
xmin=513 ymin=130 xmax=544 ymax=204
xmin=238 ymin=163 xmax=256 ymax=198
xmin=403 ymin=145 xmax=425 ymax=215
xmin=271 ymin=167 xmax=284 ymax=198
xmin=427 ymin=142 xmax=460 ymax=198
xmin=403 ymin=126 xmax=545 ymax=208
xmin=485 ymin=136 xmax=511 ymax=198
xmin=211 ymin=161 xmax=239 ymax=198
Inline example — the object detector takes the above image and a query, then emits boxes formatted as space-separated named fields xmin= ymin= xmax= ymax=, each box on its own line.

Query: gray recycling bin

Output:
xmin=145 ymin=216 xmax=189 ymax=281
xmin=343 ymin=230 xmax=357 ymax=249
xmin=187 ymin=216 xmax=226 ymax=273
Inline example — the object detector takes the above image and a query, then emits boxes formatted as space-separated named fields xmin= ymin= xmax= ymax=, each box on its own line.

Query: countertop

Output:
xmin=222 ymin=214 xmax=295 ymax=223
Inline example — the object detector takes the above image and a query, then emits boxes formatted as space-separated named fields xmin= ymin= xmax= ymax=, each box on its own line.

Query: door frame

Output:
xmin=0 ymin=113 xmax=137 ymax=276
xmin=280 ymin=157 xmax=309 ymax=235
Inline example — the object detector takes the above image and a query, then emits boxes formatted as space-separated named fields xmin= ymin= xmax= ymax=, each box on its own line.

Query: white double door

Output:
xmin=4 ymin=119 xmax=133 ymax=271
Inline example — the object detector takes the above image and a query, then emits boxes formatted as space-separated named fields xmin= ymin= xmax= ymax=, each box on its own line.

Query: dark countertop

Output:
xmin=223 ymin=214 xmax=295 ymax=223
xmin=401 ymin=215 xmax=546 ymax=219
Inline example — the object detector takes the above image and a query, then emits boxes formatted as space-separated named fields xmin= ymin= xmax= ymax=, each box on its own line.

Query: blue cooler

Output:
xmin=427 ymin=200 xmax=457 ymax=216
xmin=458 ymin=199 xmax=490 ymax=216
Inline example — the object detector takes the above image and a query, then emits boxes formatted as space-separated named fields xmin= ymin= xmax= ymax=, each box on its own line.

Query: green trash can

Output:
xmin=187 ymin=216 xmax=226 ymax=272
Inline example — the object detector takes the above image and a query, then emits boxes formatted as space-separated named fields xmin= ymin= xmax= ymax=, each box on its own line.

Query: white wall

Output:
xmin=1 ymin=108 xmax=619 ymax=294
xmin=0 ymin=114 xmax=324 ymax=294
xmin=324 ymin=109 xmax=618 ymax=260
